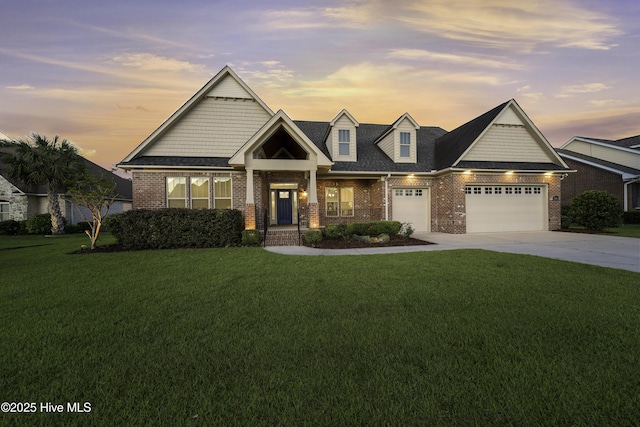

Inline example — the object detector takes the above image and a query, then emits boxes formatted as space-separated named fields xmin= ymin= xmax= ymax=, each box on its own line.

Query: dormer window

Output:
xmin=400 ymin=132 xmax=411 ymax=158
xmin=338 ymin=130 xmax=350 ymax=156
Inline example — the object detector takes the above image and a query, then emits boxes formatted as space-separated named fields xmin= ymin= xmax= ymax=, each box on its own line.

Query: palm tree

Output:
xmin=1 ymin=133 xmax=87 ymax=234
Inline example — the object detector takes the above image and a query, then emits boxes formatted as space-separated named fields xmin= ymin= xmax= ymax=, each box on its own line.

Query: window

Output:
xmin=395 ymin=189 xmax=403 ymax=197
xmin=465 ymin=187 xmax=472 ymax=194
xmin=415 ymin=189 xmax=423 ymax=196
xmin=473 ymin=187 xmax=481 ymax=194
xmin=167 ymin=177 xmax=186 ymax=208
xmin=0 ymin=202 xmax=9 ymax=221
xmin=400 ymin=132 xmax=411 ymax=157
xmin=495 ymin=187 xmax=502 ymax=194
xmin=484 ymin=187 xmax=492 ymax=194
xmin=340 ymin=187 xmax=354 ymax=216
xmin=214 ymin=177 xmax=232 ymax=209
xmin=534 ymin=187 xmax=541 ymax=194
xmin=405 ymin=189 xmax=413 ymax=197
xmin=338 ymin=130 xmax=350 ymax=156
xmin=505 ymin=187 xmax=513 ymax=194
xmin=525 ymin=187 xmax=532 ymax=194
xmin=326 ymin=187 xmax=353 ymax=217
xmin=514 ymin=187 xmax=522 ymax=194
xmin=190 ymin=177 xmax=210 ymax=209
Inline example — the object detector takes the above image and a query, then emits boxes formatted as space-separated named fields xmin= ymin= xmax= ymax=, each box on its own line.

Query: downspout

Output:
xmin=384 ymin=173 xmax=391 ymax=220
xmin=624 ymin=180 xmax=629 ymax=212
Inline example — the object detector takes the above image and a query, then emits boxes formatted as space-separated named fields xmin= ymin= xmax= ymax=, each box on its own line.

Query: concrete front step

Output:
xmin=264 ymin=229 xmax=304 ymax=246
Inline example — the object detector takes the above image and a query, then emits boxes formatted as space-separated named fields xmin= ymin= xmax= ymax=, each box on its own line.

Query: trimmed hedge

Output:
xmin=325 ymin=224 xmax=349 ymax=240
xmin=26 ymin=213 xmax=55 ymax=235
xmin=106 ymin=209 xmax=243 ymax=250
xmin=623 ymin=211 xmax=640 ymax=224
xmin=569 ymin=190 xmax=623 ymax=231
xmin=241 ymin=229 xmax=262 ymax=246
xmin=304 ymin=230 xmax=323 ymax=244
xmin=0 ymin=220 xmax=23 ymax=235
xmin=346 ymin=221 xmax=402 ymax=237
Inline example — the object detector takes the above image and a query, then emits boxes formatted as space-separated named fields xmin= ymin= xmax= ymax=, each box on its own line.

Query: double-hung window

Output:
xmin=325 ymin=187 xmax=354 ymax=217
xmin=190 ymin=177 xmax=210 ymax=209
xmin=167 ymin=177 xmax=186 ymax=208
xmin=0 ymin=202 xmax=9 ymax=221
xmin=214 ymin=178 xmax=232 ymax=209
xmin=400 ymin=132 xmax=411 ymax=158
xmin=338 ymin=130 xmax=350 ymax=156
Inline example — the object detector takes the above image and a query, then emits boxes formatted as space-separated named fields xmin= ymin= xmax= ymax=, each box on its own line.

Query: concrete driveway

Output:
xmin=266 ymin=231 xmax=640 ymax=273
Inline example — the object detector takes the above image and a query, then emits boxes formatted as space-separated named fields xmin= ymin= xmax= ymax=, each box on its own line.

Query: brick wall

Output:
xmin=561 ymin=159 xmax=623 ymax=206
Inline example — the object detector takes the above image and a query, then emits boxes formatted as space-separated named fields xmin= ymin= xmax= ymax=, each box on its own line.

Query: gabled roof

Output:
xmin=434 ymin=99 xmax=568 ymax=171
xmin=556 ymin=148 xmax=640 ymax=179
xmin=121 ymin=66 xmax=274 ymax=163
xmin=330 ymin=109 xmax=359 ymax=127
xmin=229 ymin=110 xmax=333 ymax=167
xmin=373 ymin=113 xmax=420 ymax=145
xmin=561 ymin=135 xmax=640 ymax=153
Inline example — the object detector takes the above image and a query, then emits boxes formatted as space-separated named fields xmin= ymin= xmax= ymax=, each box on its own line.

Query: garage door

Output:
xmin=392 ymin=188 xmax=430 ymax=232
xmin=465 ymin=185 xmax=547 ymax=232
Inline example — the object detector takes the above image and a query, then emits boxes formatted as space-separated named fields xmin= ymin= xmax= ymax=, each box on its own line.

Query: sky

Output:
xmin=1 ymin=0 xmax=639 ymax=173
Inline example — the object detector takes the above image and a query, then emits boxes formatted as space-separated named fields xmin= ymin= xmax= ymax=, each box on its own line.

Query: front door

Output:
xmin=277 ymin=190 xmax=293 ymax=224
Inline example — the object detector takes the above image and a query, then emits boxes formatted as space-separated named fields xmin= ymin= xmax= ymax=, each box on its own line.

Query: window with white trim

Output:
xmin=326 ymin=187 xmax=354 ymax=217
xmin=0 ymin=202 xmax=9 ymax=221
xmin=415 ymin=189 xmax=423 ymax=196
xmin=214 ymin=178 xmax=232 ymax=209
xmin=485 ymin=187 xmax=492 ymax=194
xmin=505 ymin=187 xmax=513 ymax=194
xmin=495 ymin=187 xmax=502 ymax=194
xmin=338 ymin=130 xmax=350 ymax=156
xmin=525 ymin=187 xmax=532 ymax=194
xmin=400 ymin=132 xmax=411 ymax=158
xmin=534 ymin=187 xmax=541 ymax=194
xmin=473 ymin=187 xmax=481 ymax=194
xmin=190 ymin=177 xmax=210 ymax=209
xmin=167 ymin=177 xmax=186 ymax=208
xmin=514 ymin=187 xmax=522 ymax=194
xmin=395 ymin=188 xmax=403 ymax=197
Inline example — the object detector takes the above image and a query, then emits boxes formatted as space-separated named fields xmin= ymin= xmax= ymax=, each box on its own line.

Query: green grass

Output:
xmin=1 ymin=235 xmax=639 ymax=426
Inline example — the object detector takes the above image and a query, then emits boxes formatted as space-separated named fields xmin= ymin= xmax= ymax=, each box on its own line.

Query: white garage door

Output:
xmin=392 ymin=188 xmax=430 ymax=232
xmin=465 ymin=185 xmax=547 ymax=232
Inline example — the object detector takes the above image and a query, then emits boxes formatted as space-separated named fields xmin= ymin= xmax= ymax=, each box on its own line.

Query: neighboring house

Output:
xmin=118 ymin=66 xmax=570 ymax=239
xmin=0 ymin=146 xmax=133 ymax=223
xmin=557 ymin=136 xmax=640 ymax=211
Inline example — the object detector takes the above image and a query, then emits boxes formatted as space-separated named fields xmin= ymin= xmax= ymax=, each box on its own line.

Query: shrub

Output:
xmin=26 ymin=213 xmax=53 ymax=235
xmin=325 ymin=223 xmax=349 ymax=240
xmin=304 ymin=230 xmax=322 ymax=245
xmin=569 ymin=190 xmax=623 ymax=232
xmin=346 ymin=221 xmax=402 ymax=237
xmin=623 ymin=211 xmax=640 ymax=224
xmin=0 ymin=220 xmax=21 ymax=235
xmin=242 ymin=229 xmax=262 ymax=246
xmin=561 ymin=215 xmax=572 ymax=229
xmin=108 ymin=209 xmax=243 ymax=250
xmin=400 ymin=222 xmax=414 ymax=239
xmin=65 ymin=221 xmax=92 ymax=234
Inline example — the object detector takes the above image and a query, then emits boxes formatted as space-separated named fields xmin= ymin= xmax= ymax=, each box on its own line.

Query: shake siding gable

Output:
xmin=206 ymin=75 xmax=254 ymax=99
xmin=462 ymin=125 xmax=553 ymax=163
xmin=142 ymin=98 xmax=272 ymax=158
xmin=395 ymin=119 xmax=417 ymax=163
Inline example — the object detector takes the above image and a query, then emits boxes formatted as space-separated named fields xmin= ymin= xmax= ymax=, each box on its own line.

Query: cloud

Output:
xmin=556 ymin=83 xmax=610 ymax=98
xmin=261 ymin=0 xmax=620 ymax=52
xmin=388 ymin=49 xmax=522 ymax=69
xmin=6 ymin=84 xmax=35 ymax=90
xmin=110 ymin=53 xmax=205 ymax=73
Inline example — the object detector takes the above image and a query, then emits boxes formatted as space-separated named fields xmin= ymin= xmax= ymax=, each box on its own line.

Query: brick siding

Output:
xmin=561 ymin=159 xmax=624 ymax=207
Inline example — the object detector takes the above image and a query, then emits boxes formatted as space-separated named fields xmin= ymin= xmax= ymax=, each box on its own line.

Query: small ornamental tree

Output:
xmin=569 ymin=190 xmax=623 ymax=232
xmin=68 ymin=173 xmax=118 ymax=250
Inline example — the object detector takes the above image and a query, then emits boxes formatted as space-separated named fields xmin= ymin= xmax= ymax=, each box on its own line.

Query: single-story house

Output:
xmin=556 ymin=135 xmax=640 ymax=211
xmin=118 ymin=66 xmax=570 ymax=243
xmin=0 ymin=146 xmax=133 ymax=223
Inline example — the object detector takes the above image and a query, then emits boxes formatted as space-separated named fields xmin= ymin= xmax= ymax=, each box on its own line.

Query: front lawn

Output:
xmin=565 ymin=223 xmax=640 ymax=238
xmin=1 ymin=234 xmax=638 ymax=426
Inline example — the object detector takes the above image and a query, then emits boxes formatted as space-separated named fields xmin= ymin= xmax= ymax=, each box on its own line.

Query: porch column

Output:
xmin=308 ymin=169 xmax=319 ymax=228
xmin=245 ymin=168 xmax=256 ymax=229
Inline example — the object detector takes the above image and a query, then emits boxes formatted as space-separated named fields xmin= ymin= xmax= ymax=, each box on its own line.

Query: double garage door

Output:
xmin=465 ymin=185 xmax=547 ymax=232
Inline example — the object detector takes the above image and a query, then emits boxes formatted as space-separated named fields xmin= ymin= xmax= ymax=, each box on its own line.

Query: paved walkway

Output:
xmin=264 ymin=231 xmax=640 ymax=273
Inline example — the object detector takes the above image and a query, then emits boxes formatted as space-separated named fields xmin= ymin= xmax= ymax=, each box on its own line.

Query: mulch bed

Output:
xmin=304 ymin=234 xmax=434 ymax=249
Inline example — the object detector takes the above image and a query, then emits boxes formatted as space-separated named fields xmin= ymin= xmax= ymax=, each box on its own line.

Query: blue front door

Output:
xmin=277 ymin=190 xmax=293 ymax=224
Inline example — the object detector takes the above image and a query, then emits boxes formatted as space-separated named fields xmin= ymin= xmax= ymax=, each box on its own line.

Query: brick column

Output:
xmin=245 ymin=203 xmax=256 ymax=230
xmin=308 ymin=203 xmax=319 ymax=229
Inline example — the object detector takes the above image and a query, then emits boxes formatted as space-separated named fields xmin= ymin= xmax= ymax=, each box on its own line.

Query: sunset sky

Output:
xmin=1 ymin=0 xmax=639 ymax=172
